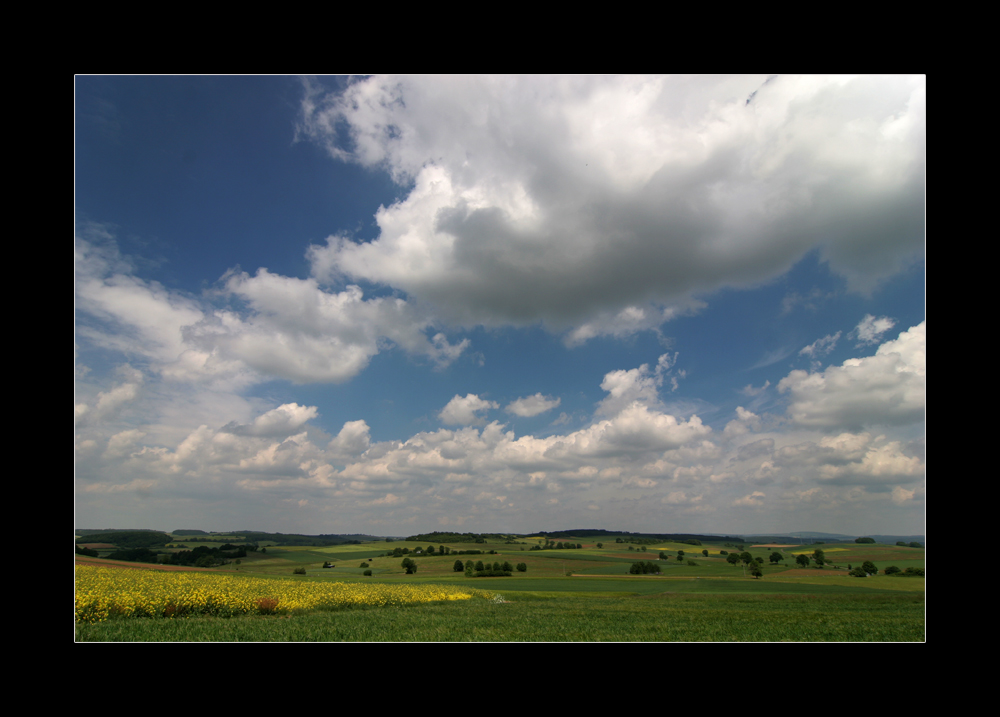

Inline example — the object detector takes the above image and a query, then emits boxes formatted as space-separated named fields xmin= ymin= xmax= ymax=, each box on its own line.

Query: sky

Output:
xmin=75 ymin=75 xmax=925 ymax=538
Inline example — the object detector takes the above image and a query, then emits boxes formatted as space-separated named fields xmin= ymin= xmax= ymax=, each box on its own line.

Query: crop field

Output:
xmin=75 ymin=537 xmax=924 ymax=641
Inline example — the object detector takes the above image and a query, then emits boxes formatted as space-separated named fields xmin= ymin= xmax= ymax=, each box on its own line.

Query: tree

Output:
xmin=795 ymin=554 xmax=810 ymax=568
xmin=727 ymin=553 xmax=741 ymax=567
xmin=812 ymin=549 xmax=826 ymax=567
xmin=702 ymin=549 xmax=709 ymax=558
xmin=597 ymin=543 xmax=603 ymax=548
xmin=475 ymin=560 xmax=485 ymax=571
xmin=861 ymin=561 xmax=877 ymax=575
xmin=516 ymin=562 xmax=527 ymax=572
xmin=453 ymin=559 xmax=465 ymax=572
xmin=769 ymin=551 xmax=784 ymax=564
xmin=884 ymin=565 xmax=901 ymax=575
xmin=896 ymin=541 xmax=907 ymax=546
xmin=849 ymin=566 xmax=867 ymax=577
xmin=909 ymin=542 xmax=922 ymax=548
xmin=750 ymin=563 xmax=763 ymax=579
xmin=855 ymin=537 xmax=875 ymax=543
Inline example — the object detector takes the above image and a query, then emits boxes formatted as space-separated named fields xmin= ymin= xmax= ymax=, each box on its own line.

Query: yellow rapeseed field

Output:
xmin=75 ymin=564 xmax=492 ymax=623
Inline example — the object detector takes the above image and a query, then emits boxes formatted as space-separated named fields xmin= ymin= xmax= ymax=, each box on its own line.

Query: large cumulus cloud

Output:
xmin=300 ymin=75 xmax=925 ymax=339
xmin=778 ymin=322 xmax=925 ymax=430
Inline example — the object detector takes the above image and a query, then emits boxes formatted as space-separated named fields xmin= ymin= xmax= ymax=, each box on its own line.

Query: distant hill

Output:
xmin=530 ymin=529 xmax=744 ymax=544
xmin=75 ymin=530 xmax=171 ymax=548
xmin=739 ymin=532 xmax=925 ymax=545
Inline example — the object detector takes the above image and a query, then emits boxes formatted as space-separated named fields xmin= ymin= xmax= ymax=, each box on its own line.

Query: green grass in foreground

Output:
xmin=76 ymin=592 xmax=924 ymax=642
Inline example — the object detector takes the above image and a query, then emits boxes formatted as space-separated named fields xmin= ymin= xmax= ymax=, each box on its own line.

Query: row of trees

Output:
xmin=531 ymin=541 xmax=583 ymax=550
xmin=451 ymin=559 xmax=527 ymax=576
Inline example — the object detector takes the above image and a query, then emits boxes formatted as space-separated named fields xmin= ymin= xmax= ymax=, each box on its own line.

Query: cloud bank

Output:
xmin=301 ymin=75 xmax=925 ymax=339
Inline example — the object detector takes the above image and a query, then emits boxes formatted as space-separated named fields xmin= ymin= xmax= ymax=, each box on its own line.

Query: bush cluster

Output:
xmin=629 ymin=561 xmax=661 ymax=575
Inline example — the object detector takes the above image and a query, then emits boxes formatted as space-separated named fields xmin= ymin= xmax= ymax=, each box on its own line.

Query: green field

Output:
xmin=75 ymin=537 xmax=924 ymax=642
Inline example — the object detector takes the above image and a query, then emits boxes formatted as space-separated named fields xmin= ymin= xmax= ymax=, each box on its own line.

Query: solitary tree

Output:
xmin=769 ymin=551 xmax=784 ymax=564
xmin=516 ymin=562 xmax=527 ymax=572
xmin=795 ymin=554 xmax=810 ymax=568
xmin=812 ymin=549 xmax=826 ymax=567
xmin=702 ymin=549 xmax=709 ymax=558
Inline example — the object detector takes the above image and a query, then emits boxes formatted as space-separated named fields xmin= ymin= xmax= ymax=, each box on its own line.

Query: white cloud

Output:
xmin=724 ymin=406 xmax=762 ymax=438
xmin=505 ymin=393 xmax=561 ymax=417
xmin=854 ymin=314 xmax=897 ymax=345
xmin=76 ymin=234 xmax=468 ymax=388
xmin=301 ymin=75 xmax=925 ymax=337
xmin=596 ymin=353 xmax=680 ymax=417
xmin=778 ymin=322 xmax=924 ymax=430
xmin=800 ymin=331 xmax=841 ymax=358
xmin=439 ymin=394 xmax=499 ymax=425
xmin=739 ymin=380 xmax=770 ymax=397
xmin=224 ymin=403 xmax=319 ymax=437
xmin=734 ymin=491 xmax=766 ymax=506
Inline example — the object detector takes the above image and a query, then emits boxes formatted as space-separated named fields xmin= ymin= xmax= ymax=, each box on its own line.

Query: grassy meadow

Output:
xmin=75 ymin=536 xmax=924 ymax=642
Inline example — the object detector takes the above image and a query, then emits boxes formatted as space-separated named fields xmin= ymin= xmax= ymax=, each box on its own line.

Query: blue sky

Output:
xmin=75 ymin=75 xmax=925 ymax=537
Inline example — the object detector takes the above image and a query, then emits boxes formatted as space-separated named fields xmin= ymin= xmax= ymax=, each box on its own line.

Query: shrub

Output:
xmin=516 ymin=563 xmax=527 ymax=572
xmin=363 ymin=569 xmax=372 ymax=576
xmin=849 ymin=567 xmax=868 ymax=577
xmin=884 ymin=566 xmax=901 ymax=575
xmin=359 ymin=562 xmax=369 ymax=568
xmin=255 ymin=597 xmax=279 ymax=614
xmin=293 ymin=567 xmax=306 ymax=575
xmin=686 ymin=560 xmax=697 ymax=566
